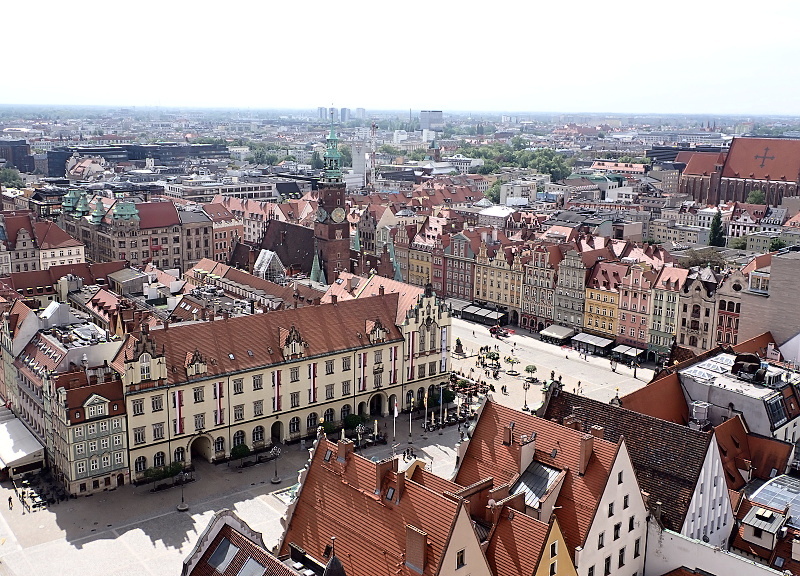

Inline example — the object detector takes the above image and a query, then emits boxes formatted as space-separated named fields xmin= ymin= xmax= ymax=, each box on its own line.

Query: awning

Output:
xmin=613 ymin=345 xmax=643 ymax=357
xmin=0 ymin=419 xmax=44 ymax=474
xmin=572 ymin=333 xmax=615 ymax=348
xmin=462 ymin=305 xmax=482 ymax=315
xmin=447 ymin=298 xmax=471 ymax=312
xmin=540 ymin=325 xmax=577 ymax=340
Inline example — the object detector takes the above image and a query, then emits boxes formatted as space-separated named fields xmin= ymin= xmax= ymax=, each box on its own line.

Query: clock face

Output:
xmin=331 ymin=207 xmax=346 ymax=223
xmin=315 ymin=207 xmax=328 ymax=222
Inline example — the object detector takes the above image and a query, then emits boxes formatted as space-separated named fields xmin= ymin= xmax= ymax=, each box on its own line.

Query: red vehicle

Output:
xmin=489 ymin=325 xmax=508 ymax=338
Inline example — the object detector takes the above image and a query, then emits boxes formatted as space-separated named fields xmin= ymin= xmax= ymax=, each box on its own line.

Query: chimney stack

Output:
xmin=374 ymin=458 xmax=397 ymax=496
xmin=562 ymin=414 xmax=582 ymax=430
xmin=590 ymin=425 xmax=604 ymax=440
xmin=578 ymin=433 xmax=594 ymax=476
xmin=405 ymin=525 xmax=427 ymax=573
xmin=502 ymin=422 xmax=515 ymax=446
xmin=379 ymin=285 xmax=385 ymax=296
xmin=653 ymin=501 xmax=663 ymax=523
xmin=336 ymin=438 xmax=354 ymax=462
xmin=331 ymin=294 xmax=337 ymax=305
xmin=395 ymin=469 xmax=406 ymax=502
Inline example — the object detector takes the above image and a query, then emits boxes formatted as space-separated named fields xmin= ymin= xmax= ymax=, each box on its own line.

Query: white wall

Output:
xmin=577 ymin=441 xmax=647 ymax=576
xmin=645 ymin=521 xmax=782 ymax=576
xmin=680 ymin=433 xmax=734 ymax=548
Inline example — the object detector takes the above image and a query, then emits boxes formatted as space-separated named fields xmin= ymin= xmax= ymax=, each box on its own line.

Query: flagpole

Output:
xmin=393 ymin=399 xmax=396 ymax=442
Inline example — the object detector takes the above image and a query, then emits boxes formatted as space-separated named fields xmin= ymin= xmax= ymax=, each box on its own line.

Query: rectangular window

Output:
xmin=325 ymin=360 xmax=335 ymax=375
xmin=253 ymin=374 xmax=263 ymax=390
xmin=618 ymin=471 xmax=623 ymax=484
xmin=233 ymin=379 xmax=244 ymax=394
xmin=342 ymin=356 xmax=351 ymax=371
xmin=132 ymin=399 xmax=144 ymax=415
xmin=99 ymin=421 xmax=108 ymax=432
xmin=456 ymin=549 xmax=465 ymax=570
xmin=550 ymin=541 xmax=557 ymax=557
xmin=89 ymin=440 xmax=97 ymax=452
xmin=290 ymin=367 xmax=300 ymax=382
xmin=342 ymin=380 xmax=351 ymax=396
xmin=254 ymin=400 xmax=263 ymax=416
xmin=291 ymin=392 xmax=300 ymax=408
xmin=608 ymin=503 xmax=614 ymax=517
xmin=115 ymin=452 xmax=123 ymax=465
xmin=598 ymin=532 xmax=605 ymax=549
xmin=234 ymin=405 xmax=244 ymax=421
xmin=194 ymin=413 xmax=205 ymax=430
xmin=193 ymin=387 xmax=204 ymax=403
xmin=113 ymin=435 xmax=122 ymax=446
xmin=152 ymin=395 xmax=163 ymax=412
xmin=634 ymin=538 xmax=640 ymax=558
xmin=614 ymin=523 xmax=621 ymax=540
xmin=326 ymin=384 xmax=335 ymax=400
xmin=588 ymin=567 xmax=594 ymax=576
xmin=549 ymin=562 xmax=556 ymax=576
xmin=87 ymin=423 xmax=96 ymax=435
xmin=629 ymin=515 xmax=635 ymax=532
xmin=604 ymin=556 xmax=611 ymax=576
xmin=75 ymin=443 xmax=84 ymax=455
xmin=428 ymin=361 xmax=437 ymax=375
xmin=152 ymin=423 xmax=164 ymax=440
xmin=618 ymin=547 xmax=625 ymax=568
xmin=77 ymin=461 xmax=86 ymax=475
xmin=133 ymin=427 xmax=146 ymax=445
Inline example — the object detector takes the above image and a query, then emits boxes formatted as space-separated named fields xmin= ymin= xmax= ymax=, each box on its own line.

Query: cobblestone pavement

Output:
xmin=0 ymin=317 xmax=650 ymax=576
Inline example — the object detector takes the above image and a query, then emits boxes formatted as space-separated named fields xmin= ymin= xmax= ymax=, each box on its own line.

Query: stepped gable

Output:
xmin=455 ymin=400 xmax=618 ymax=552
xmin=543 ymin=392 xmax=711 ymax=532
xmin=280 ymin=437 xmax=460 ymax=576
xmin=122 ymin=293 xmax=402 ymax=385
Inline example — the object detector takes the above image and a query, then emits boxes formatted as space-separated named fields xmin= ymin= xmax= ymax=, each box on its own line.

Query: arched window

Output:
xmin=323 ymin=408 xmax=335 ymax=423
xmin=340 ymin=404 xmax=351 ymax=421
xmin=406 ymin=390 xmax=414 ymax=407
xmin=135 ymin=456 xmax=147 ymax=473
xmin=689 ymin=336 xmax=698 ymax=347
xmin=140 ymin=353 xmax=151 ymax=381
xmin=154 ymin=451 xmax=165 ymax=468
xmin=253 ymin=426 xmax=264 ymax=443
xmin=307 ymin=412 xmax=318 ymax=431
xmin=174 ymin=447 xmax=185 ymax=462
xmin=419 ymin=330 xmax=426 ymax=351
xmin=233 ymin=431 xmax=245 ymax=447
xmin=289 ymin=417 xmax=300 ymax=434
xmin=417 ymin=387 xmax=425 ymax=405
xmin=719 ymin=300 xmax=726 ymax=311
xmin=214 ymin=436 xmax=225 ymax=453
xmin=728 ymin=301 xmax=735 ymax=312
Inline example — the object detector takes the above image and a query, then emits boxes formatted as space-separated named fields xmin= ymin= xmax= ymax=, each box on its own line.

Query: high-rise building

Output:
xmin=419 ymin=110 xmax=444 ymax=130
xmin=340 ymin=108 xmax=350 ymax=122
xmin=355 ymin=107 xmax=366 ymax=120
xmin=317 ymin=107 xmax=328 ymax=120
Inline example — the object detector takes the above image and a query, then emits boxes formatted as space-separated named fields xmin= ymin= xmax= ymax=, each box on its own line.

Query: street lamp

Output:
xmin=522 ymin=381 xmax=531 ymax=412
xmin=356 ymin=423 xmax=365 ymax=450
xmin=438 ymin=384 xmax=445 ymax=435
xmin=177 ymin=471 xmax=189 ymax=512
xmin=408 ymin=399 xmax=414 ymax=444
xmin=270 ymin=445 xmax=282 ymax=484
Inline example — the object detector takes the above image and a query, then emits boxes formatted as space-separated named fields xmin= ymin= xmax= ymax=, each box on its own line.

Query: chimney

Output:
xmin=405 ymin=525 xmax=427 ymax=573
xmin=396 ymin=469 xmax=406 ymax=501
xmin=562 ymin=414 xmax=582 ymax=430
xmin=578 ymin=433 xmax=594 ymax=476
xmin=792 ymin=538 xmax=800 ymax=562
xmin=590 ymin=425 xmax=604 ymax=439
xmin=653 ymin=501 xmax=663 ymax=523
xmin=336 ymin=438 xmax=354 ymax=462
xmin=163 ymin=319 xmax=169 ymax=330
xmin=492 ymin=227 xmax=498 ymax=242
xmin=222 ymin=310 xmax=229 ymax=321
xmin=379 ymin=285 xmax=385 ymax=296
xmin=503 ymin=422 xmax=515 ymax=446
xmin=331 ymin=294 xmax=337 ymax=305
xmin=374 ymin=457 xmax=397 ymax=496
xmin=313 ymin=297 xmax=321 ymax=306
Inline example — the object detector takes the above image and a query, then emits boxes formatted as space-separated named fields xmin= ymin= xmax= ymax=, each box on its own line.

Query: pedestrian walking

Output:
xmin=7 ymin=496 xmax=12 ymax=510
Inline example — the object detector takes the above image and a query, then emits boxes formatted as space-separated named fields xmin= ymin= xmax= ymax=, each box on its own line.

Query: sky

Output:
xmin=4 ymin=0 xmax=800 ymax=116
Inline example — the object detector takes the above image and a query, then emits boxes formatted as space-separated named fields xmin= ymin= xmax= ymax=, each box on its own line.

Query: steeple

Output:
xmin=310 ymin=240 xmax=327 ymax=285
xmin=322 ymin=110 xmax=343 ymax=185
xmin=90 ymin=198 xmax=105 ymax=225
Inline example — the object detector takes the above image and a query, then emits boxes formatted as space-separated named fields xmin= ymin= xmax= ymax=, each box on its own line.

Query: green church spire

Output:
xmin=322 ymin=110 xmax=342 ymax=185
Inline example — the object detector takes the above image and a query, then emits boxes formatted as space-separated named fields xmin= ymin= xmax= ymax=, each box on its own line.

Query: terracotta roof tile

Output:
xmin=189 ymin=523 xmax=300 ymax=576
xmin=619 ymin=373 xmax=689 ymax=425
xmin=455 ymin=400 xmax=618 ymax=552
xmin=136 ymin=202 xmax=181 ymax=229
xmin=715 ymin=415 xmax=793 ymax=490
xmin=722 ymin=138 xmax=800 ymax=182
xmin=485 ymin=507 xmax=549 ymax=576
xmin=321 ymin=272 xmax=424 ymax=326
xmin=543 ymin=391 xmax=711 ymax=532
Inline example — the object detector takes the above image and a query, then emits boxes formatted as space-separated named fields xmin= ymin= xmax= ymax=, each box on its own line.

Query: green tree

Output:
xmin=379 ymin=144 xmax=402 ymax=157
xmin=310 ymin=151 xmax=324 ymax=170
xmin=511 ymin=136 xmax=527 ymax=151
xmin=409 ymin=149 xmax=427 ymax=161
xmin=525 ymin=365 xmax=538 ymax=380
xmin=770 ymin=238 xmax=787 ymax=251
xmin=485 ymin=180 xmax=501 ymax=203
xmin=344 ymin=413 xmax=363 ymax=430
xmin=338 ymin=144 xmax=352 ymax=167
xmin=708 ymin=210 xmax=726 ymax=247
xmin=0 ymin=168 xmax=24 ymax=188
xmin=230 ymin=443 xmax=251 ymax=467
xmin=680 ymin=248 xmax=728 ymax=269
xmin=747 ymin=189 xmax=766 ymax=204
xmin=729 ymin=237 xmax=748 ymax=249
xmin=486 ymin=351 xmax=500 ymax=367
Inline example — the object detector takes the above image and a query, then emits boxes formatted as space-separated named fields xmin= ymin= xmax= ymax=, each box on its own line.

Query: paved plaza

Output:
xmin=0 ymin=317 xmax=650 ymax=576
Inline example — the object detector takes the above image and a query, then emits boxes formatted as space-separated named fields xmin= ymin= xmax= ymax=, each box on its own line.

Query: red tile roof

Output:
xmin=33 ymin=221 xmax=82 ymax=249
xmin=485 ymin=507 xmax=549 ymax=576
xmin=280 ymin=437 xmax=462 ymax=576
xmin=321 ymin=272 xmax=424 ymax=326
xmin=136 ymin=202 xmax=181 ymax=229
xmin=715 ymin=415 xmax=793 ymax=490
xmin=455 ymin=401 xmax=619 ymax=552
xmin=619 ymin=373 xmax=689 ymax=425
xmin=115 ymin=294 xmax=404 ymax=386
xmin=682 ymin=152 xmax=727 ymax=176
xmin=722 ymin=138 xmax=800 ymax=182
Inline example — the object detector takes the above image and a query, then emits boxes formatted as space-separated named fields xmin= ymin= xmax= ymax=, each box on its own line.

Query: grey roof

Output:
xmin=179 ymin=210 xmax=212 ymax=224
xmin=751 ymin=475 xmax=800 ymax=529
xmin=511 ymin=461 xmax=562 ymax=509
xmin=741 ymin=505 xmax=785 ymax=534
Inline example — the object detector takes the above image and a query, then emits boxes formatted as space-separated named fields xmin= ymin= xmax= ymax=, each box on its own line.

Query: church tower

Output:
xmin=313 ymin=112 xmax=351 ymax=283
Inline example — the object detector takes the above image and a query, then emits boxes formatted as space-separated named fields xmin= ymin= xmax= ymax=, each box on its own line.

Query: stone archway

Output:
xmin=510 ymin=310 xmax=519 ymax=325
xmin=388 ymin=394 xmax=397 ymax=416
xmin=271 ymin=420 xmax=283 ymax=444
xmin=116 ymin=473 xmax=125 ymax=487
xmin=369 ymin=393 xmax=385 ymax=416
xmin=358 ymin=401 xmax=367 ymax=417
xmin=189 ymin=434 xmax=213 ymax=464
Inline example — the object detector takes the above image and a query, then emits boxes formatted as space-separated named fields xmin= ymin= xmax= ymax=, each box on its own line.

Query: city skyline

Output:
xmin=3 ymin=0 xmax=800 ymax=116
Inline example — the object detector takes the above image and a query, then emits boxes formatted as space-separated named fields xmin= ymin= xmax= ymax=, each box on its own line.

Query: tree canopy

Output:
xmin=708 ymin=210 xmax=726 ymax=247
xmin=679 ymin=248 xmax=728 ymax=269
xmin=457 ymin=144 xmax=571 ymax=180
xmin=310 ymin=151 xmax=324 ymax=170
xmin=0 ymin=168 xmax=24 ymax=188
xmin=378 ymin=144 xmax=403 ymax=157
xmin=338 ymin=144 xmax=352 ymax=167
xmin=770 ymin=238 xmax=787 ymax=252
xmin=485 ymin=180 xmax=501 ymax=203
xmin=746 ymin=189 xmax=766 ymax=204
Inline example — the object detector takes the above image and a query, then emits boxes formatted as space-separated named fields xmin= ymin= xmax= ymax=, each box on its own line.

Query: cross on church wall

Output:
xmin=755 ymin=147 xmax=776 ymax=168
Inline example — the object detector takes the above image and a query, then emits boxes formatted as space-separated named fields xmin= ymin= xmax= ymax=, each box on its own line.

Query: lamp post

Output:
xmin=522 ymin=381 xmax=531 ymax=412
xmin=270 ymin=445 xmax=282 ymax=484
xmin=177 ymin=471 xmax=189 ymax=512
xmin=438 ymin=384 xmax=444 ymax=435
xmin=356 ymin=423 xmax=365 ymax=451
xmin=408 ymin=399 xmax=414 ymax=444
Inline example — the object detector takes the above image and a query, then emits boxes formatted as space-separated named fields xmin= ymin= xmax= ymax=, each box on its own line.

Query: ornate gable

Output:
xmin=281 ymin=324 xmax=306 ymax=359
xmin=366 ymin=318 xmax=387 ymax=344
xmin=185 ymin=348 xmax=207 ymax=378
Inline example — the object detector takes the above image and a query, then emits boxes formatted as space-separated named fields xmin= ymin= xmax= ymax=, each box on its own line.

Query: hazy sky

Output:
xmin=4 ymin=0 xmax=800 ymax=115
